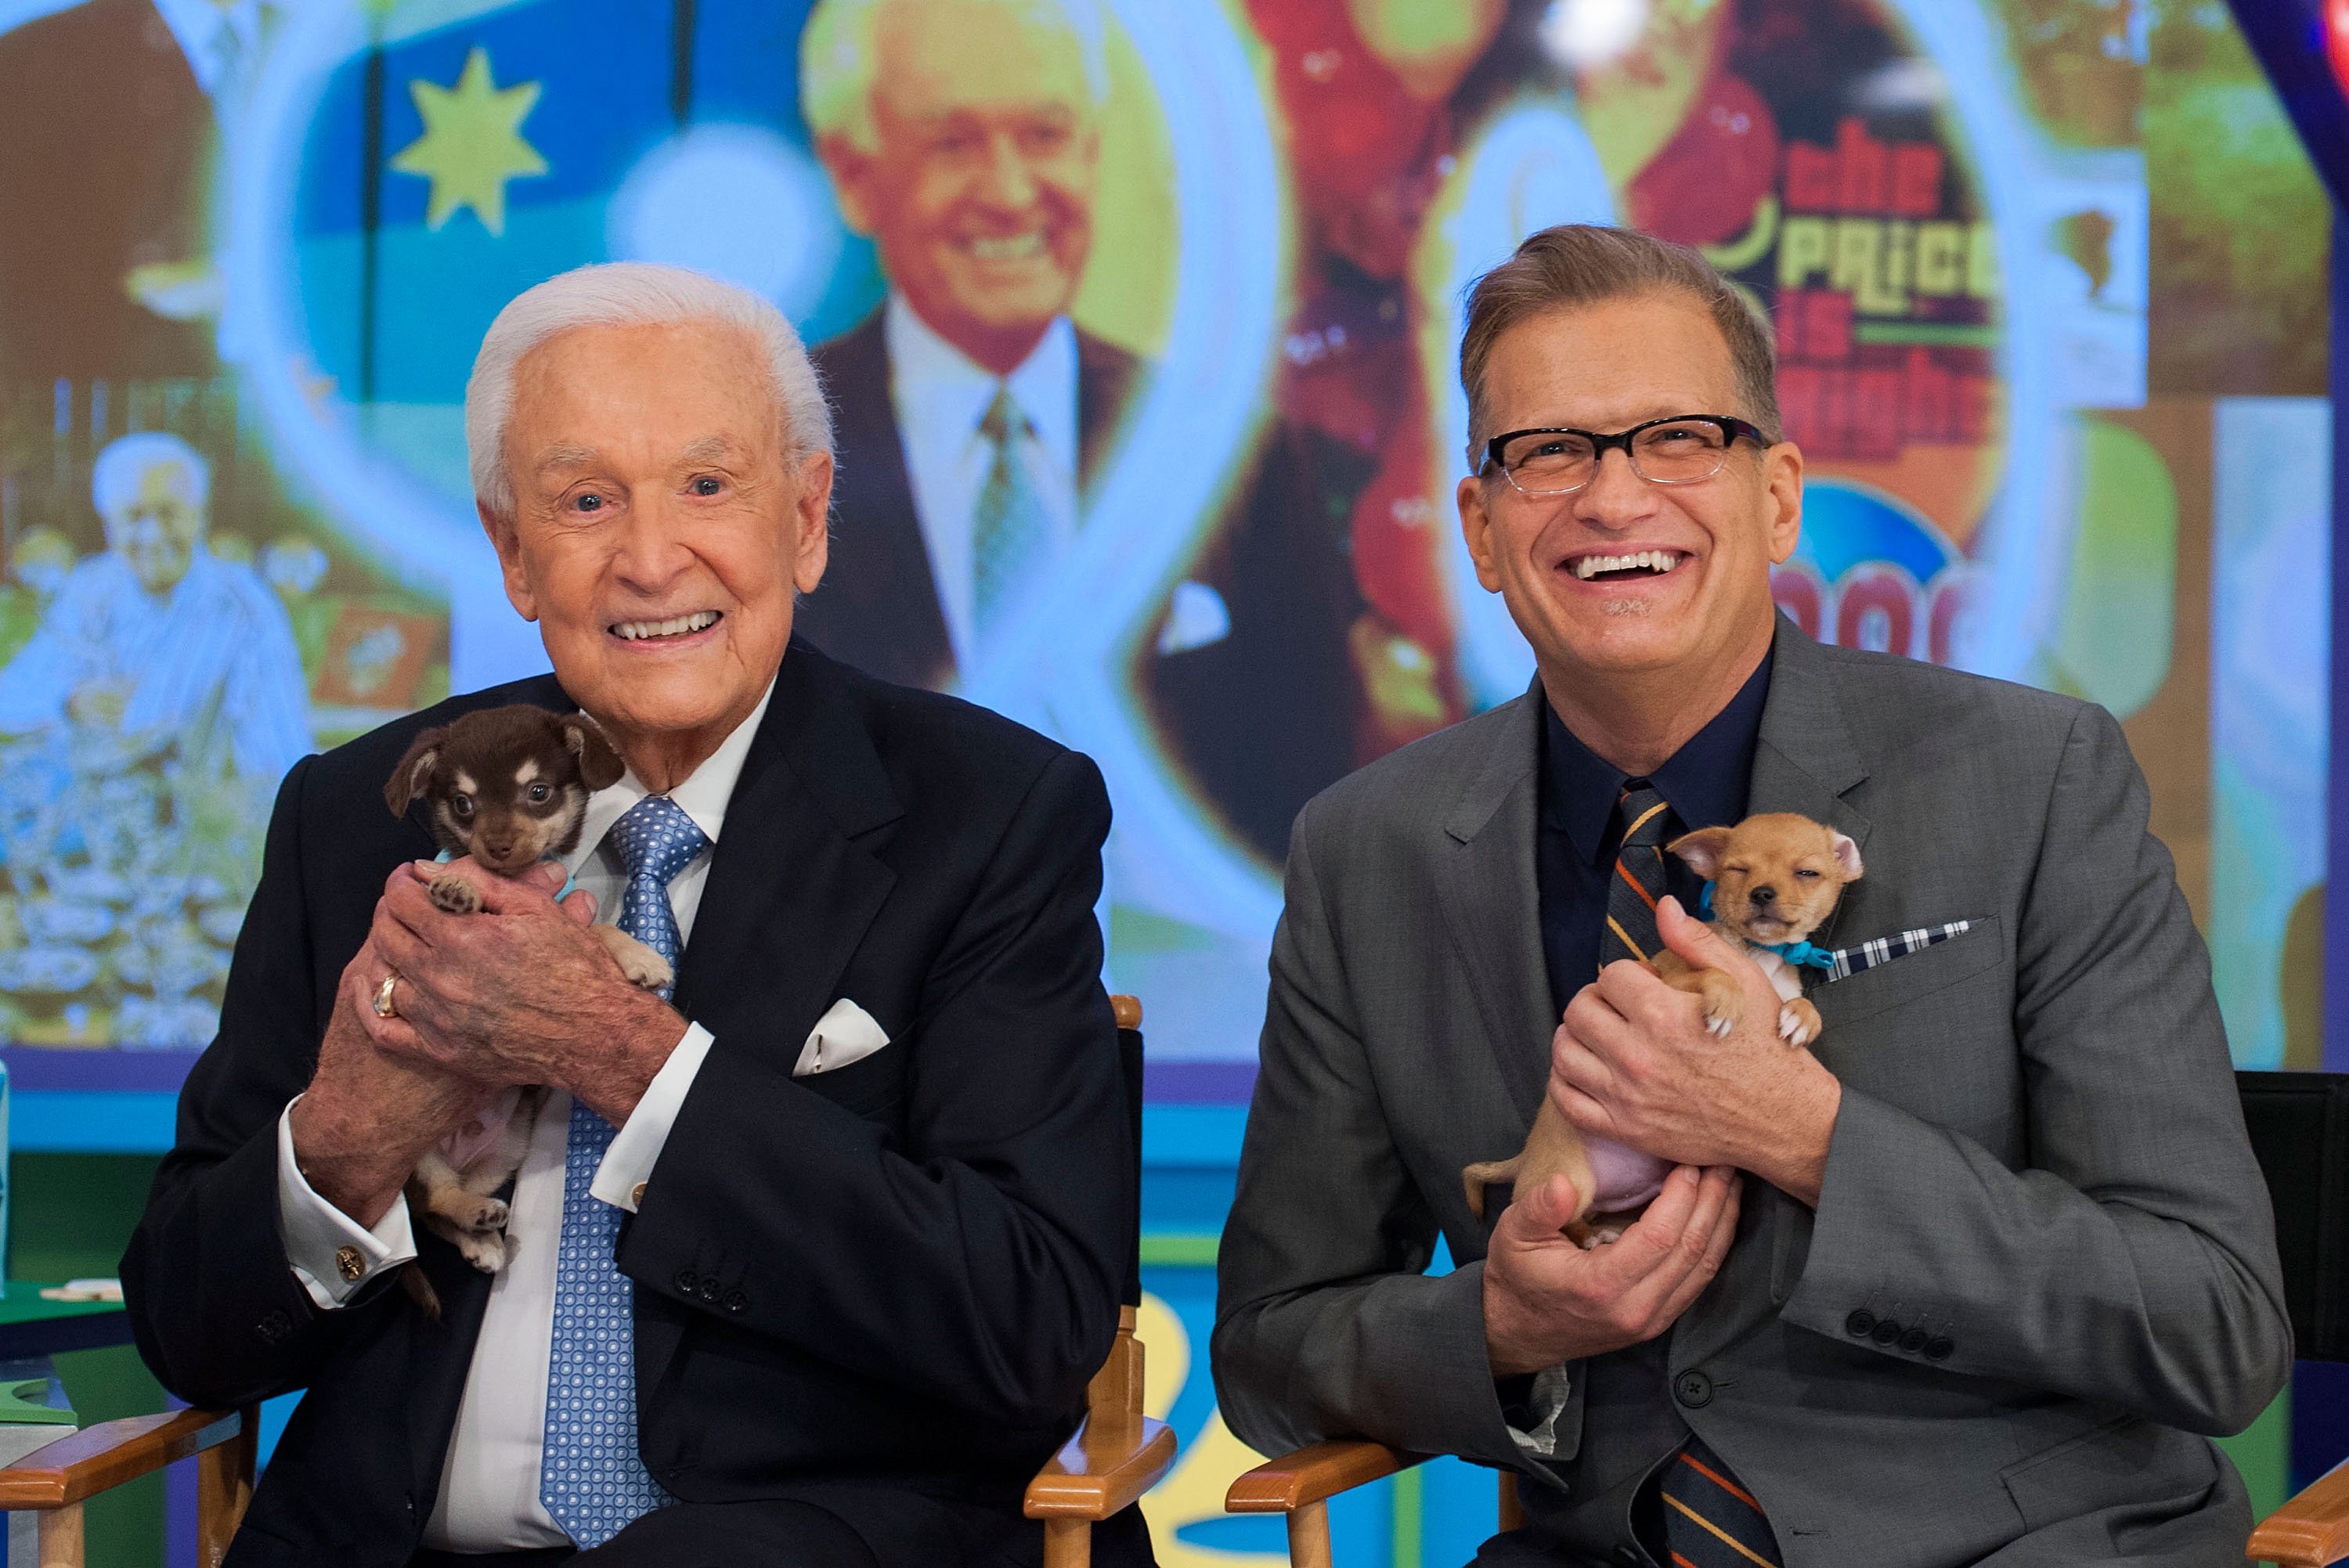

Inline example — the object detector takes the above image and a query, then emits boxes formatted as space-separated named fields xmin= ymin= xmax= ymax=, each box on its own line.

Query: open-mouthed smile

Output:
xmin=963 ymin=230 xmax=1049 ymax=263
xmin=609 ymin=609 xmax=722 ymax=643
xmin=1564 ymin=549 xmax=1688 ymax=583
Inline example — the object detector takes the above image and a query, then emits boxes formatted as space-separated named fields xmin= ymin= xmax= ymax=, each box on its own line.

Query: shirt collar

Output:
xmin=1540 ymin=651 xmax=1774 ymax=865
xmin=882 ymin=291 xmax=1078 ymax=475
xmin=565 ymin=673 xmax=777 ymax=877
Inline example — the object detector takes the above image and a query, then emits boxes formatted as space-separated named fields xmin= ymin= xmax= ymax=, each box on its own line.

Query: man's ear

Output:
xmin=1666 ymin=826 xmax=1734 ymax=880
xmin=791 ymin=451 xmax=834 ymax=596
xmin=816 ymin=134 xmax=877 ymax=235
xmin=478 ymin=499 xmax=539 ymax=623
xmin=1457 ymin=473 xmax=1503 ymax=593
xmin=1763 ymin=438 xmax=1806 ymax=566
xmin=386 ymin=729 xmax=445 ymax=816
xmin=561 ymin=713 xmax=626 ymax=791
xmin=1829 ymin=831 xmax=1864 ymax=881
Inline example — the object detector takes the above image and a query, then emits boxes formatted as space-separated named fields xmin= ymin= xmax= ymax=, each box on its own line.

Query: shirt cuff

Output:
xmin=590 ymin=1022 xmax=711 ymax=1213
xmin=1506 ymin=1364 xmax=1575 ymax=1460
xmin=276 ymin=1098 xmax=417 ymax=1309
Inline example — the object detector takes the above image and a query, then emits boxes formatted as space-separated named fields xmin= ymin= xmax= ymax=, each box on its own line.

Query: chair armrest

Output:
xmin=2251 ymin=1460 xmax=2349 ymax=1566
xmin=1024 ymin=1415 xmax=1177 ymax=1520
xmin=0 ymin=1408 xmax=244 ymax=1509
xmin=1225 ymin=1440 xmax=1427 ymax=1513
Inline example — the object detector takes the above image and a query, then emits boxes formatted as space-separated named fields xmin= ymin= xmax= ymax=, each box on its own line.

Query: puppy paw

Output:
xmin=428 ymin=874 xmax=482 ymax=915
xmin=1779 ymin=998 xmax=1822 ymax=1047
xmin=452 ymin=1227 xmax=511 ymax=1274
xmin=461 ymin=1195 xmax=510 ymax=1235
xmin=1696 ymin=971 xmax=1743 ymax=1039
xmin=597 ymin=927 xmax=674 ymax=992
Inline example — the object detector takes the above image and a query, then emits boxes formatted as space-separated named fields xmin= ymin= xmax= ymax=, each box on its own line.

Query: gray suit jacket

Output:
xmin=1212 ymin=620 xmax=2290 ymax=1567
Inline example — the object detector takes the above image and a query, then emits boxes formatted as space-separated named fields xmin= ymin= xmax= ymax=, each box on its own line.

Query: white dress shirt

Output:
xmin=884 ymin=292 xmax=1080 ymax=673
xmin=275 ymin=677 xmax=774 ymax=1550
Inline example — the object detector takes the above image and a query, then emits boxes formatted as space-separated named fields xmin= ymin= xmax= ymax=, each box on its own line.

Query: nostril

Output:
xmin=1752 ymin=885 xmax=1777 ymax=905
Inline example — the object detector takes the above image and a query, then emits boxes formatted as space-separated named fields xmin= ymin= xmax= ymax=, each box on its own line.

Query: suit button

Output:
xmin=1871 ymin=1318 xmax=1903 ymax=1346
xmin=1844 ymin=1309 xmax=1875 ymax=1337
xmin=723 ymin=1290 xmax=748 ymax=1314
xmin=698 ymin=1278 xmax=720 ymax=1303
xmin=1672 ymin=1371 xmax=1712 ymax=1409
xmin=674 ymin=1269 xmax=698 ymax=1294
xmin=1925 ymin=1337 xmax=1954 ymax=1361
xmin=1899 ymin=1327 xmax=1929 ymax=1354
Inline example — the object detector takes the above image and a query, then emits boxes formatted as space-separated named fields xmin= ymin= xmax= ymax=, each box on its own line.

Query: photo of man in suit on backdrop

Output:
xmin=795 ymin=0 xmax=1359 ymax=868
xmin=122 ymin=263 xmax=1149 ymax=1568
xmin=1212 ymin=225 xmax=2289 ymax=1566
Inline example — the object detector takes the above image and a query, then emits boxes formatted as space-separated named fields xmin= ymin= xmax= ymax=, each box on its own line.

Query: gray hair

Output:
xmin=92 ymin=431 xmax=208 ymax=518
xmin=1459 ymin=224 xmax=1782 ymax=463
xmin=800 ymin=0 xmax=1110 ymax=153
xmin=465 ymin=262 xmax=833 ymax=519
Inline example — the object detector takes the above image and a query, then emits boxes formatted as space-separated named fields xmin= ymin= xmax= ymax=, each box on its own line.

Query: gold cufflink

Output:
xmin=335 ymin=1245 xmax=363 ymax=1282
xmin=631 ymin=1182 xmax=647 ymax=1208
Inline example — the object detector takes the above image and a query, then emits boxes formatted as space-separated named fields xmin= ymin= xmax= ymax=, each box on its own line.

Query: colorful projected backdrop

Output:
xmin=0 ymin=0 xmax=2315 ymax=1085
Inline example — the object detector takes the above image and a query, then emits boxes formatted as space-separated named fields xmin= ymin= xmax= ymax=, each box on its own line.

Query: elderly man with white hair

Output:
xmin=0 ymin=430 xmax=310 ymax=782
xmin=122 ymin=263 xmax=1151 ymax=1568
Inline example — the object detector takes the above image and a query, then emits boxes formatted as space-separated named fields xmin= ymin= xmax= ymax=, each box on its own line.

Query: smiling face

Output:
xmin=103 ymin=459 xmax=207 ymax=593
xmin=480 ymin=320 xmax=832 ymax=777
xmin=820 ymin=0 xmax=1100 ymax=373
xmin=1456 ymin=290 xmax=1802 ymax=697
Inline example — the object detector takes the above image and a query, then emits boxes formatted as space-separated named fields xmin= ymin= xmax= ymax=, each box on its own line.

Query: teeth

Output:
xmin=1571 ymin=550 xmax=1682 ymax=581
xmin=969 ymin=232 xmax=1045 ymax=261
xmin=614 ymin=610 xmax=719 ymax=641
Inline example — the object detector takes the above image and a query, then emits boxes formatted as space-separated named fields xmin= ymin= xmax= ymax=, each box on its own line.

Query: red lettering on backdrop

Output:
xmin=1836 ymin=565 xmax=1917 ymax=657
xmin=1770 ymin=564 xmax=1825 ymax=640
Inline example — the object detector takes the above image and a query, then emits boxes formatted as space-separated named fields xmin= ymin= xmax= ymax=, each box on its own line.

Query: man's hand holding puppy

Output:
xmin=1483 ymin=1163 xmax=1742 ymax=1376
xmin=361 ymin=856 xmax=685 ymax=1126
xmin=1552 ymin=893 xmax=1842 ymax=1207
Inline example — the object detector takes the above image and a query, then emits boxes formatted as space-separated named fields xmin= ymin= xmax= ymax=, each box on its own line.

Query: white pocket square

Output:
xmin=794 ymin=998 xmax=891 ymax=1076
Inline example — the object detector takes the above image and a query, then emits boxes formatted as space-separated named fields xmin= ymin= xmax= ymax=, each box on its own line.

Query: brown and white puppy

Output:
xmin=1461 ymin=811 xmax=1861 ymax=1247
xmin=381 ymin=705 xmax=669 ymax=1292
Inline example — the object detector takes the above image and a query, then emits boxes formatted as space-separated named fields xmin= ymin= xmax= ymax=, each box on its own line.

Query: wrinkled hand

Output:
xmin=1483 ymin=1165 xmax=1742 ymax=1376
xmin=1551 ymin=895 xmax=1841 ymax=1205
xmin=287 ymin=939 xmax=492 ymax=1227
xmin=360 ymin=858 xmax=683 ymax=1123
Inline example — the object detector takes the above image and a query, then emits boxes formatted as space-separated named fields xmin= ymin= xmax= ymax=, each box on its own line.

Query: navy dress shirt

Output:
xmin=1535 ymin=654 xmax=1775 ymax=1016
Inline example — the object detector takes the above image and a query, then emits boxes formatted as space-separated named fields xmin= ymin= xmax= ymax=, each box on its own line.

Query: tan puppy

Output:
xmin=1462 ymin=812 xmax=1862 ymax=1246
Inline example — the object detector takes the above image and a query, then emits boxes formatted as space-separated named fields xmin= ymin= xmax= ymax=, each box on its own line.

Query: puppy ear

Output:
xmin=385 ymin=728 xmax=445 ymax=817
xmin=1830 ymin=831 xmax=1864 ymax=881
xmin=561 ymin=713 xmax=626 ymax=791
xmin=1667 ymin=825 xmax=1734 ymax=879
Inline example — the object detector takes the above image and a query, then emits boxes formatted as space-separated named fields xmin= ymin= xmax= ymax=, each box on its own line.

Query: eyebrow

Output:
xmin=678 ymin=436 xmax=742 ymax=467
xmin=533 ymin=443 xmax=599 ymax=475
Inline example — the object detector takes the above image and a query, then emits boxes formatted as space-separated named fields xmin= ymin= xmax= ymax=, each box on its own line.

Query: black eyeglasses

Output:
xmin=1480 ymin=414 xmax=1769 ymax=497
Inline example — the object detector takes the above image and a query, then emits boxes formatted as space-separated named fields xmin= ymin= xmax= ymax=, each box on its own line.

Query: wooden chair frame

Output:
xmin=0 ymin=996 xmax=1172 ymax=1568
xmin=1225 ymin=1441 xmax=1521 ymax=1568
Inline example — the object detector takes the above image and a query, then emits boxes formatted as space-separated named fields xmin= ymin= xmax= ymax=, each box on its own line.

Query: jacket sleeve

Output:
xmin=121 ymin=755 xmax=388 ymax=1408
xmin=1210 ymin=801 xmax=1530 ymax=1469
xmin=614 ymin=749 xmax=1133 ymax=1430
xmin=1782 ymin=703 xmax=2292 ymax=1435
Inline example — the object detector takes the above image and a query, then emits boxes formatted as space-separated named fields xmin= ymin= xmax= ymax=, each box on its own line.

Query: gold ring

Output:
xmin=372 ymin=975 xmax=399 ymax=1019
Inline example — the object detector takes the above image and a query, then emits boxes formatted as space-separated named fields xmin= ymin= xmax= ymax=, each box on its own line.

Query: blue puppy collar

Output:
xmin=1698 ymin=880 xmax=1836 ymax=971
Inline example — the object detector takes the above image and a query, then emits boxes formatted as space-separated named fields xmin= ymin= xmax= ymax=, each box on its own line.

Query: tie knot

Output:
xmin=609 ymin=795 xmax=708 ymax=885
xmin=1616 ymin=783 xmax=1674 ymax=849
xmin=979 ymin=384 xmax=1026 ymax=445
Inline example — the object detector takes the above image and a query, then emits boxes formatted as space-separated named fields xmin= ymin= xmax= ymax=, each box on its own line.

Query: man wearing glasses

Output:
xmin=1212 ymin=225 xmax=2286 ymax=1566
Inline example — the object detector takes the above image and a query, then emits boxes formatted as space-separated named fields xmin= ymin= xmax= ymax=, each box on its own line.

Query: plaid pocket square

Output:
xmin=1823 ymin=921 xmax=1979 ymax=983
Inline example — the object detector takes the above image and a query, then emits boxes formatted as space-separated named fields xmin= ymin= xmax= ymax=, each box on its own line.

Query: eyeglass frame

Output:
xmin=1478 ymin=413 xmax=1771 ymax=496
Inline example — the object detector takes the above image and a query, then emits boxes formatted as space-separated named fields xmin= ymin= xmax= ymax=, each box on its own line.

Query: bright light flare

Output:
xmin=1539 ymin=0 xmax=1653 ymax=70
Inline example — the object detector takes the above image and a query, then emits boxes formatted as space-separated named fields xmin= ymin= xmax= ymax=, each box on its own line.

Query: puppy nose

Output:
xmin=1751 ymin=885 xmax=1777 ymax=906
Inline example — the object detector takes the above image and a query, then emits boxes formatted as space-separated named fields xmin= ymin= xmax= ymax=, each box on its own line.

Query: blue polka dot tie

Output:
xmin=540 ymin=795 xmax=708 ymax=1546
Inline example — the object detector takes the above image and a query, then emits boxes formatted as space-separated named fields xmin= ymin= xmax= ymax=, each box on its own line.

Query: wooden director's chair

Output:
xmin=0 ymin=996 xmax=1174 ymax=1568
xmin=1228 ymin=1072 xmax=2349 ymax=1568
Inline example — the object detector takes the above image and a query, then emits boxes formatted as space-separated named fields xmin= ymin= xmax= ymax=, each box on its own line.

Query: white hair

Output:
xmin=92 ymin=431 xmax=208 ymax=518
xmin=800 ymin=0 xmax=1110 ymax=153
xmin=465 ymin=262 xmax=833 ymax=519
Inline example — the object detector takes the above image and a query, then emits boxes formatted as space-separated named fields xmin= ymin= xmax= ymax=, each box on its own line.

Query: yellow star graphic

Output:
xmin=388 ymin=46 xmax=548 ymax=236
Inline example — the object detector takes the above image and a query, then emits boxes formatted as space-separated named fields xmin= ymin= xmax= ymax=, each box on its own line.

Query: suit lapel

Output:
xmin=669 ymin=643 xmax=900 ymax=1051
xmin=1431 ymin=693 xmax=1557 ymax=1122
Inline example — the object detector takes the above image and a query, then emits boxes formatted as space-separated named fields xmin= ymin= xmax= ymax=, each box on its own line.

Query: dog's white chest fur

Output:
xmin=1738 ymin=942 xmax=1806 ymax=1003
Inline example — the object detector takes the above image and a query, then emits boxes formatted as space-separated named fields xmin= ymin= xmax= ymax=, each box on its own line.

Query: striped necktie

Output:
xmin=1595 ymin=787 xmax=1785 ymax=1566
xmin=539 ymin=795 xmax=705 ymax=1545
xmin=1598 ymin=782 xmax=1677 ymax=973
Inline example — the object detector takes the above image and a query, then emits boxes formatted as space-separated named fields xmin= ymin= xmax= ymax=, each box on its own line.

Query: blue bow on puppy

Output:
xmin=1697 ymin=881 xmax=1836 ymax=971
